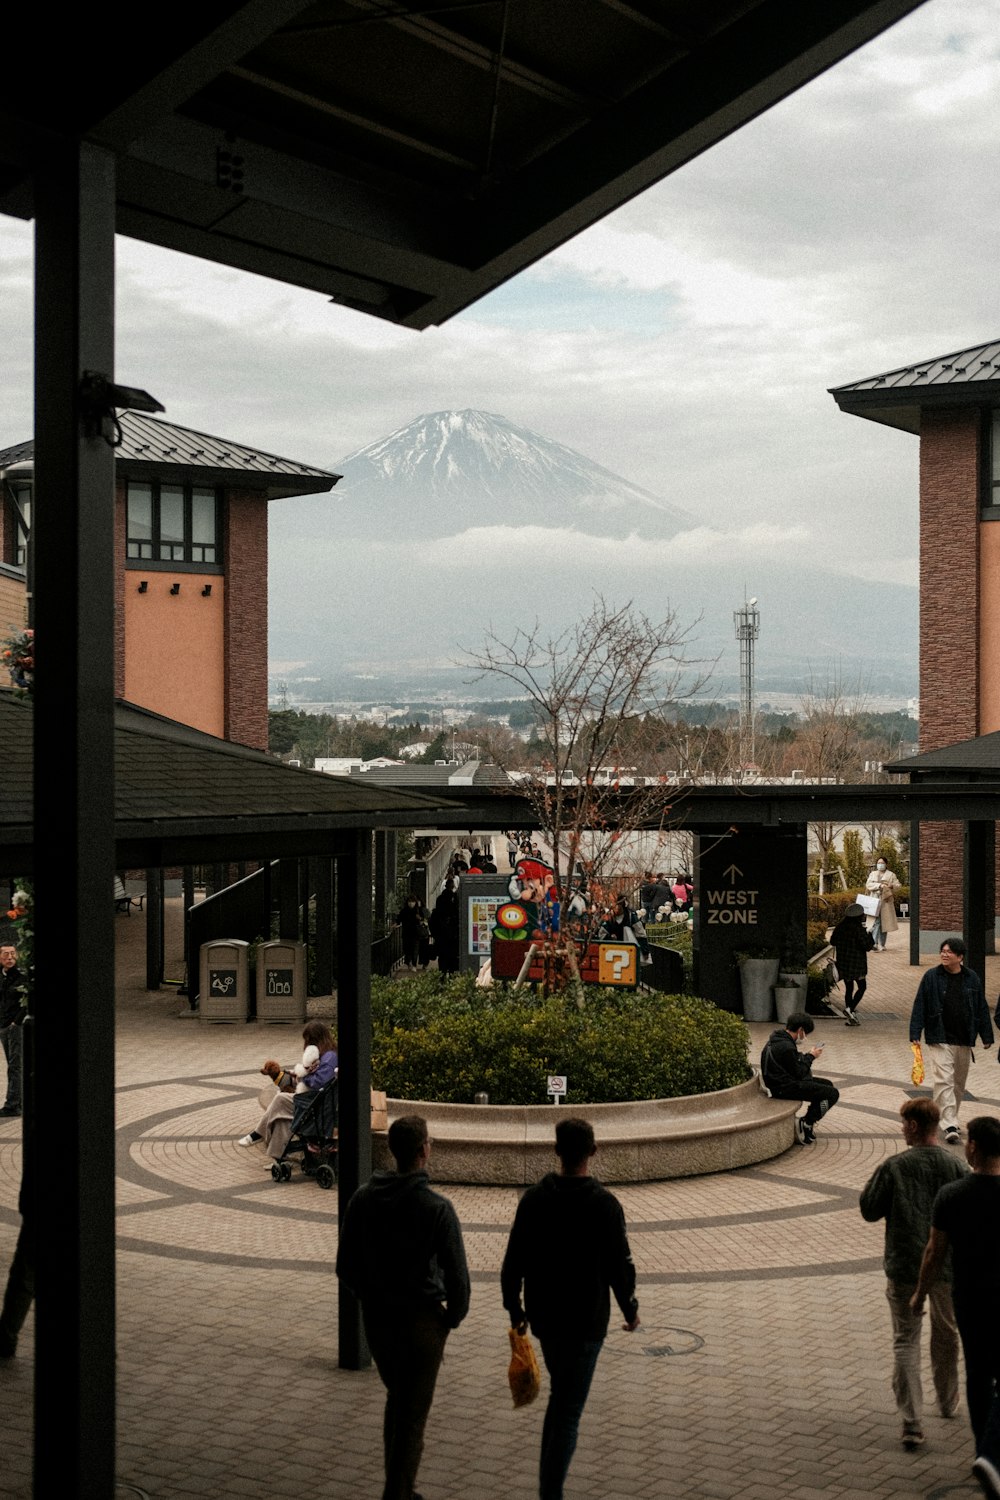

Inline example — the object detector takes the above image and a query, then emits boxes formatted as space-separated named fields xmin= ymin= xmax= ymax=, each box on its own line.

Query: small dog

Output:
xmin=260 ymin=1059 xmax=295 ymax=1093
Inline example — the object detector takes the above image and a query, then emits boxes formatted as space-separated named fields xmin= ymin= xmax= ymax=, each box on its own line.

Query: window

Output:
xmin=127 ymin=481 xmax=220 ymax=563
xmin=991 ymin=409 xmax=1000 ymax=510
xmin=7 ymin=482 xmax=30 ymax=568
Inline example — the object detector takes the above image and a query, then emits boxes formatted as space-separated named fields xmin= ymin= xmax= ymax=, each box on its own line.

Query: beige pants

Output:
xmin=924 ymin=1044 xmax=972 ymax=1132
xmin=886 ymin=1279 xmax=959 ymax=1429
xmin=255 ymin=1091 xmax=294 ymax=1159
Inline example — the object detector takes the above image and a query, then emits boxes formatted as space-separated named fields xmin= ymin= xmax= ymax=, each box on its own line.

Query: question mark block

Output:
xmin=598 ymin=945 xmax=637 ymax=986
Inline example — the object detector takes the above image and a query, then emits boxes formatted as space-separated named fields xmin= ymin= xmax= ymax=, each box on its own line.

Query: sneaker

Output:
xmin=795 ymin=1117 xmax=814 ymax=1145
xmin=237 ymin=1133 xmax=258 ymax=1147
xmin=902 ymin=1429 xmax=925 ymax=1451
xmin=0 ymin=1105 xmax=21 ymax=1117
xmin=945 ymin=1128 xmax=961 ymax=1146
xmin=973 ymin=1456 xmax=1000 ymax=1498
xmin=844 ymin=1007 xmax=861 ymax=1027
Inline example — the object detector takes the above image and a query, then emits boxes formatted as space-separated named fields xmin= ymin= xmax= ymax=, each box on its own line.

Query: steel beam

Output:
xmin=337 ymin=830 xmax=373 ymax=1370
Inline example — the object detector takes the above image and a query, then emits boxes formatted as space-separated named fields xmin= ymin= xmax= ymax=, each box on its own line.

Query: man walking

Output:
xmin=909 ymin=938 xmax=993 ymax=1145
xmin=0 ymin=942 xmax=25 ymax=1117
xmin=911 ymin=1115 xmax=1000 ymax=1498
xmin=335 ymin=1115 xmax=470 ymax=1500
xmin=501 ymin=1117 xmax=640 ymax=1500
xmin=859 ymin=1097 xmax=968 ymax=1450
xmin=760 ymin=1011 xmax=839 ymax=1144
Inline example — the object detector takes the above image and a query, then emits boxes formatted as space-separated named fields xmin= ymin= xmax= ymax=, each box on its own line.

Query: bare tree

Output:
xmin=464 ymin=596 xmax=710 ymax=996
xmin=792 ymin=671 xmax=871 ymax=891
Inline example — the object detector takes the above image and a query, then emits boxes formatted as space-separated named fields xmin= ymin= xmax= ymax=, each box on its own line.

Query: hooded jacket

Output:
xmin=500 ymin=1173 xmax=638 ymax=1341
xmin=335 ymin=1169 xmax=470 ymax=1327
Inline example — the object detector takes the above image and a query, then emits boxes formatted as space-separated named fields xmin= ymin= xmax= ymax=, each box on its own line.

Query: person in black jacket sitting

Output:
xmin=761 ymin=1011 xmax=839 ymax=1145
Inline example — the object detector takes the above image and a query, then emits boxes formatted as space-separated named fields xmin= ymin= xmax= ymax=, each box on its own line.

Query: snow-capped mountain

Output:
xmin=323 ymin=409 xmax=692 ymax=540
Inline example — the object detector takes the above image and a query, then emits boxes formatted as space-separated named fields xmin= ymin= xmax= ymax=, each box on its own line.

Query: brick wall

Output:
xmin=918 ymin=406 xmax=996 ymax=935
xmin=224 ymin=489 xmax=269 ymax=751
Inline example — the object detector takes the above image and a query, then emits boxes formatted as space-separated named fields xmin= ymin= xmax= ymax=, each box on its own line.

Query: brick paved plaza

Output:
xmin=0 ymin=906 xmax=998 ymax=1499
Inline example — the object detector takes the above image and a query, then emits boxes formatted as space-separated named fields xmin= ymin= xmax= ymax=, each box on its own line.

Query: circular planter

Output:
xmin=373 ymin=1077 xmax=798 ymax=1184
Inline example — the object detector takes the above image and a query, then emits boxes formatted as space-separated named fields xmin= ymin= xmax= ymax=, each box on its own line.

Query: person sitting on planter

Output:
xmin=831 ymin=901 xmax=875 ymax=1027
xmin=760 ymin=1011 xmax=839 ymax=1145
xmin=598 ymin=893 xmax=652 ymax=967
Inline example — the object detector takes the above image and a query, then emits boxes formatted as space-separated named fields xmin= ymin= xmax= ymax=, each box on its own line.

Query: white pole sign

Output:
xmin=547 ymin=1075 xmax=567 ymax=1104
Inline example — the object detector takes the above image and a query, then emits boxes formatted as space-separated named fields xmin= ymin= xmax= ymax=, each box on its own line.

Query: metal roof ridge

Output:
xmin=829 ymin=336 xmax=1000 ymax=393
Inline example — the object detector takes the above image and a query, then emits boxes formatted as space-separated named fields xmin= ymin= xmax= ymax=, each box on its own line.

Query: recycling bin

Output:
xmin=256 ymin=939 xmax=306 ymax=1024
xmin=199 ymin=939 xmax=250 ymax=1023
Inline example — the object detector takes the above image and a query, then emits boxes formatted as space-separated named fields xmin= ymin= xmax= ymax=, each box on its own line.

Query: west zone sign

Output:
xmin=703 ymin=864 xmax=759 ymax=925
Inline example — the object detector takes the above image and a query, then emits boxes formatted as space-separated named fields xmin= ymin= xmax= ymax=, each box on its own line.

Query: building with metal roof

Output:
xmin=831 ymin=337 xmax=1000 ymax=948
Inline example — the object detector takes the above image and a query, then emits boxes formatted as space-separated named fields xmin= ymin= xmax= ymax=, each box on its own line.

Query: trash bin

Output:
xmin=256 ymin=940 xmax=306 ymax=1024
xmin=199 ymin=940 xmax=250 ymax=1022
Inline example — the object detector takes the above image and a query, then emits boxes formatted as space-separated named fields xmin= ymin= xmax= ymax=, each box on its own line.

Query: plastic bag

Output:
xmin=911 ymin=1041 xmax=924 ymax=1086
xmin=507 ymin=1326 xmax=541 ymax=1408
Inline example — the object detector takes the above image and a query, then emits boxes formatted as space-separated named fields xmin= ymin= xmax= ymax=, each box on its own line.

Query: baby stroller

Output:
xmin=271 ymin=1076 xmax=338 ymax=1189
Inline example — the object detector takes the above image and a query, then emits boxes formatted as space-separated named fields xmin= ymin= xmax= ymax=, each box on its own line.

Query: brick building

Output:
xmin=0 ymin=413 xmax=337 ymax=750
xmin=831 ymin=338 xmax=1000 ymax=945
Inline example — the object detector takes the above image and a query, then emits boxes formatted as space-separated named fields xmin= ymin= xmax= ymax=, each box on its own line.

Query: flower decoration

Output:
xmin=2 ymin=627 xmax=33 ymax=693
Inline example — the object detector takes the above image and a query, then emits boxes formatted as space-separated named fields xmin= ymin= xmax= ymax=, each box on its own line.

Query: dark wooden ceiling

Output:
xmin=2 ymin=0 xmax=928 ymax=329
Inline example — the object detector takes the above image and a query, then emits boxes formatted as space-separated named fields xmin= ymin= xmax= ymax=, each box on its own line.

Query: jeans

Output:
xmin=871 ymin=912 xmax=885 ymax=948
xmin=0 ymin=1023 xmax=21 ymax=1111
xmin=886 ymin=1279 xmax=959 ymax=1430
xmin=538 ymin=1337 xmax=603 ymax=1500
xmin=956 ymin=1304 xmax=1000 ymax=1461
xmin=363 ymin=1301 xmax=449 ymax=1500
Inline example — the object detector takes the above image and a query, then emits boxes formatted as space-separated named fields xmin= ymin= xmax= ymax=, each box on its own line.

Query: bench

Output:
xmin=372 ymin=1076 xmax=799 ymax=1184
xmin=114 ymin=876 xmax=145 ymax=916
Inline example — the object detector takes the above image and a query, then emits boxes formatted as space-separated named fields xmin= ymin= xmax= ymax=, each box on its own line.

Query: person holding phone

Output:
xmin=760 ymin=1011 xmax=839 ymax=1145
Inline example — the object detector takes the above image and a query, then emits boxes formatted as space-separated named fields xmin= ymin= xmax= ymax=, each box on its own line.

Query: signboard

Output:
xmin=703 ymin=863 xmax=759 ymax=926
xmin=208 ymin=968 xmax=237 ymax=997
xmin=469 ymin=895 xmax=503 ymax=955
xmin=547 ymin=1075 xmax=567 ymax=1103
xmin=598 ymin=943 xmax=638 ymax=986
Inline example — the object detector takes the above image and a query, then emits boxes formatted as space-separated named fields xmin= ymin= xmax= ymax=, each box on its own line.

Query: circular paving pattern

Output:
xmin=83 ymin=1066 xmax=948 ymax=1283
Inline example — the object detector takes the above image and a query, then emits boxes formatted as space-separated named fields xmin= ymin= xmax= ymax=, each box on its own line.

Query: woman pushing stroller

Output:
xmin=237 ymin=1020 xmax=338 ymax=1163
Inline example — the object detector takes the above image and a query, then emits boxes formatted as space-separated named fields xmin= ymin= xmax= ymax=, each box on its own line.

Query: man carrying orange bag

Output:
xmin=501 ymin=1117 xmax=640 ymax=1500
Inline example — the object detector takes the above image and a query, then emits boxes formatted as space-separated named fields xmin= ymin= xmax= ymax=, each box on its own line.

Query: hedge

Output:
xmin=371 ymin=976 xmax=750 ymax=1106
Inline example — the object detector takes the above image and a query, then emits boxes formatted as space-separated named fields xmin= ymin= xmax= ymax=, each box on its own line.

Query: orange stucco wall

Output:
xmin=981 ymin=521 xmax=1000 ymax=734
xmin=123 ymin=575 xmax=225 ymax=736
xmin=0 ymin=572 xmax=27 ymax=646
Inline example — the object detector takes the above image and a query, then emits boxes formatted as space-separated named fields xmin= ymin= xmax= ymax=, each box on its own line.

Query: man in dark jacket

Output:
xmin=336 ymin=1115 xmax=470 ymax=1500
xmin=501 ymin=1117 xmax=640 ymax=1500
xmin=909 ymin=937 xmax=993 ymax=1146
xmin=760 ymin=1011 xmax=839 ymax=1145
xmin=0 ymin=943 xmax=25 ymax=1117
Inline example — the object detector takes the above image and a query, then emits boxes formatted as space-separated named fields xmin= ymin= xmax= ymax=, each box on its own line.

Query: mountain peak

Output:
xmin=332 ymin=409 xmax=691 ymax=537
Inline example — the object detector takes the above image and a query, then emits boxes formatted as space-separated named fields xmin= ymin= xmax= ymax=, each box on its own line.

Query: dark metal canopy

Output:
xmin=3 ymin=0 xmax=928 ymax=331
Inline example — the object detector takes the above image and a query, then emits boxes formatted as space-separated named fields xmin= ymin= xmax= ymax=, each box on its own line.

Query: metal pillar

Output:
xmin=964 ymin=820 xmax=990 ymax=988
xmin=337 ymin=830 xmax=373 ymax=1369
xmin=145 ymin=866 xmax=164 ymax=990
xmin=909 ymin=819 xmax=920 ymax=966
xmin=32 ymin=139 xmax=117 ymax=1498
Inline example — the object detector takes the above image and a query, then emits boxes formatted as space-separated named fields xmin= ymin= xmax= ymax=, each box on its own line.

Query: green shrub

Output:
xmin=371 ymin=979 xmax=750 ymax=1105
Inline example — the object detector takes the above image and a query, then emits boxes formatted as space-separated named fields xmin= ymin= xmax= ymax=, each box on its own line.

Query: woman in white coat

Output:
xmin=865 ymin=859 xmax=901 ymax=951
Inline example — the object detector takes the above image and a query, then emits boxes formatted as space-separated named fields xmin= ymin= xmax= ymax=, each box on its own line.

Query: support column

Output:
xmin=145 ymin=866 xmax=164 ymax=990
xmin=908 ymin=819 xmax=920 ymax=967
xmin=964 ymin=820 xmax=990 ymax=988
xmin=337 ymin=830 xmax=373 ymax=1369
xmin=32 ymin=138 xmax=117 ymax=1498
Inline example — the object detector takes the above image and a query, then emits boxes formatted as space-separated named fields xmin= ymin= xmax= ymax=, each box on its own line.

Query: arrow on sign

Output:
xmin=723 ymin=864 xmax=743 ymax=883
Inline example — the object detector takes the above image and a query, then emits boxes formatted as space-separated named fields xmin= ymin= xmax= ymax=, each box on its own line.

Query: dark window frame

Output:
xmin=126 ymin=479 xmax=222 ymax=565
xmin=982 ymin=407 xmax=1000 ymax=521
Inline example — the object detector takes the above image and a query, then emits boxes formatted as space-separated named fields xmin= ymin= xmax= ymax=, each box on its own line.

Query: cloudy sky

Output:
xmin=1 ymin=0 xmax=997 ymax=696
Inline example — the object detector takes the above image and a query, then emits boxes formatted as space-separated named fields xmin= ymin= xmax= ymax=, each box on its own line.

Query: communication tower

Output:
xmin=733 ymin=597 xmax=760 ymax=768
